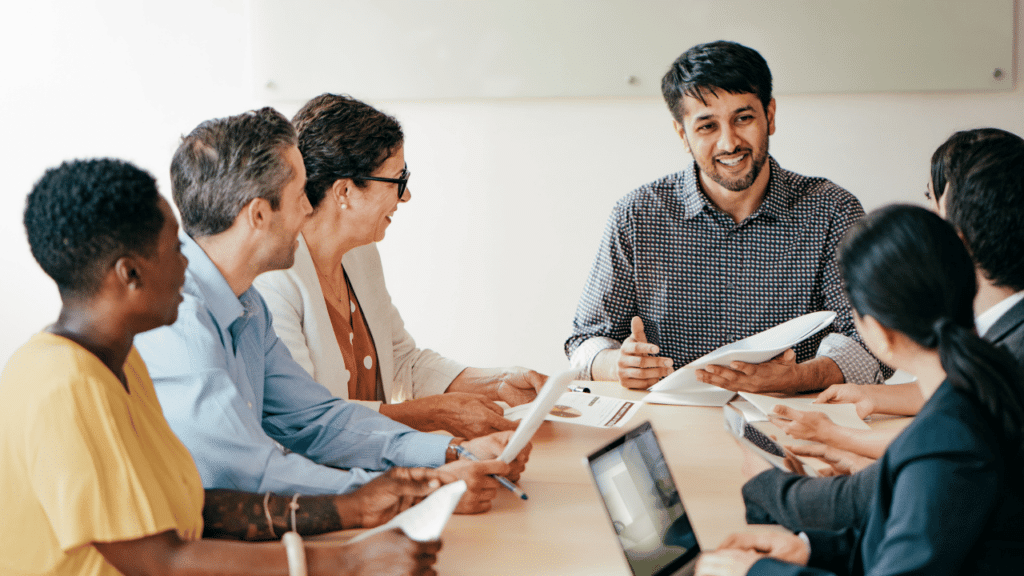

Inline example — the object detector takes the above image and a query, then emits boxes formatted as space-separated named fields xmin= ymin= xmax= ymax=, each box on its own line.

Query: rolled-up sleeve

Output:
xmin=815 ymin=196 xmax=890 ymax=383
xmin=566 ymin=203 xmax=637 ymax=380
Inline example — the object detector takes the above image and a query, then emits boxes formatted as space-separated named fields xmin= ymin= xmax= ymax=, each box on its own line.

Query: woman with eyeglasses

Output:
xmin=2 ymin=158 xmax=444 ymax=576
xmin=696 ymin=205 xmax=1024 ymax=575
xmin=254 ymin=93 xmax=546 ymax=440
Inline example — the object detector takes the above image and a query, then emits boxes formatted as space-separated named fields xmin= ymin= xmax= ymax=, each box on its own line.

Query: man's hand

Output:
xmin=437 ymin=459 xmax=510 ymax=514
xmin=340 ymin=467 xmax=444 ymax=529
xmin=696 ymin=349 xmax=799 ymax=393
xmin=335 ymin=528 xmax=441 ymax=576
xmin=769 ymin=405 xmax=840 ymax=445
xmin=786 ymin=443 xmax=875 ymax=476
xmin=814 ymin=384 xmax=876 ymax=419
xmin=495 ymin=368 xmax=547 ymax=406
xmin=616 ymin=316 xmax=673 ymax=389
xmin=460 ymin=429 xmax=531 ymax=481
xmin=381 ymin=393 xmax=516 ymax=439
xmin=715 ymin=532 xmax=810 ymax=565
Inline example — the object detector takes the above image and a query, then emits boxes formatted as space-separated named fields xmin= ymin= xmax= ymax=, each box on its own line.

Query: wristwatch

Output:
xmin=445 ymin=437 xmax=466 ymax=463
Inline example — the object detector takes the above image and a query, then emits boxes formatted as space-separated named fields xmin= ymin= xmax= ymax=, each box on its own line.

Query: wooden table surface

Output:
xmin=315 ymin=381 xmax=903 ymax=575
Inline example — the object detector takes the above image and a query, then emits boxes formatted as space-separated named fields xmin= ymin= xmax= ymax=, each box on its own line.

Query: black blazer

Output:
xmin=741 ymin=298 xmax=1024 ymax=532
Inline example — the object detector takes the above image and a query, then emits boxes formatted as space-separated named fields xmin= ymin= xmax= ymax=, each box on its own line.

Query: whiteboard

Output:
xmin=250 ymin=0 xmax=1014 ymax=101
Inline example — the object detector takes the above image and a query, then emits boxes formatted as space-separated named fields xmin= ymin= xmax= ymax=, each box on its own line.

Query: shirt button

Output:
xmin=247 ymin=401 xmax=253 ymax=409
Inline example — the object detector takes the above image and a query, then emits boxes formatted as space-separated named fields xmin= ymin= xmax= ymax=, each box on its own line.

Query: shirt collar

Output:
xmin=976 ymin=290 xmax=1024 ymax=337
xmin=680 ymin=156 xmax=790 ymax=223
xmin=180 ymin=232 xmax=246 ymax=331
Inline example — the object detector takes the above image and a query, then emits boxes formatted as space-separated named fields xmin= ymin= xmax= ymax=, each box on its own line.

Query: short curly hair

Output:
xmin=292 ymin=93 xmax=404 ymax=210
xmin=171 ymin=107 xmax=297 ymax=237
xmin=24 ymin=158 xmax=164 ymax=296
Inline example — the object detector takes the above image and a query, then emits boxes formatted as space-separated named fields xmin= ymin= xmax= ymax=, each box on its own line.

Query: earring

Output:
xmin=340 ymin=203 xmax=348 ymax=209
xmin=129 ymin=282 xmax=139 ymax=291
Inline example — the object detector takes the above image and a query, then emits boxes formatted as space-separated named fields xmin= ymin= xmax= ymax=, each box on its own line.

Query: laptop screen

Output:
xmin=586 ymin=421 xmax=700 ymax=576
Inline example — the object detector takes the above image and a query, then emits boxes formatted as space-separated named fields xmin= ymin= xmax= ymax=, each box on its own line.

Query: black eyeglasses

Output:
xmin=343 ymin=167 xmax=410 ymax=199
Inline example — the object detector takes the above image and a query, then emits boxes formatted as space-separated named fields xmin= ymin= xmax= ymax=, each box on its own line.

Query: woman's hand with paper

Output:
xmin=770 ymin=404 xmax=842 ymax=443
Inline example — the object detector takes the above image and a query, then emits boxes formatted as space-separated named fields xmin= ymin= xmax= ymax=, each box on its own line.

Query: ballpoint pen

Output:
xmin=452 ymin=444 xmax=528 ymax=500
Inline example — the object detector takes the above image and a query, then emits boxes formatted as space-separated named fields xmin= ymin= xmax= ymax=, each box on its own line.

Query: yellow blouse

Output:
xmin=0 ymin=333 xmax=205 ymax=576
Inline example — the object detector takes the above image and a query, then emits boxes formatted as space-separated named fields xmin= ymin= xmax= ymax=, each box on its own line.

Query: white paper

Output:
xmin=504 ymin=391 xmax=641 ymax=428
xmin=649 ymin=311 xmax=837 ymax=396
xmin=644 ymin=387 xmax=736 ymax=406
xmin=498 ymin=371 xmax=573 ymax=463
xmin=350 ymin=480 xmax=467 ymax=543
xmin=737 ymin=391 xmax=871 ymax=430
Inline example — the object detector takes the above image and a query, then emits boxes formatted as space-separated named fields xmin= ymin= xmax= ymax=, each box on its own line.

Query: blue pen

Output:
xmin=452 ymin=444 xmax=528 ymax=500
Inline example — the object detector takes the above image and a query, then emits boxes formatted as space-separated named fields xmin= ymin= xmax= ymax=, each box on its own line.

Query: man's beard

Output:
xmin=698 ymin=134 xmax=770 ymax=192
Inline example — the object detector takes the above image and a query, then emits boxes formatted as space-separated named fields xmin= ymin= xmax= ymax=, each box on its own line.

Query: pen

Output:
xmin=568 ymin=384 xmax=591 ymax=393
xmin=452 ymin=444 xmax=528 ymax=500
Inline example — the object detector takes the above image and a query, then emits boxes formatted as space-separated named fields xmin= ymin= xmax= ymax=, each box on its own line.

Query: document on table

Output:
xmin=350 ymin=480 xmax=467 ymax=543
xmin=503 ymin=391 xmax=641 ymax=428
xmin=497 ymin=371 xmax=573 ymax=464
xmin=736 ymin=391 xmax=871 ymax=430
xmin=645 ymin=311 xmax=837 ymax=406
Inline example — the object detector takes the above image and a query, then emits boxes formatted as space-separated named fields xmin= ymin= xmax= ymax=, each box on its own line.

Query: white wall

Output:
xmin=2 ymin=0 xmax=1022 ymax=375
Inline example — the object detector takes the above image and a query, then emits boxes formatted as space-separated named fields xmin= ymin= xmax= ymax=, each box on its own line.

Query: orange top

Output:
xmin=321 ymin=270 xmax=381 ymax=401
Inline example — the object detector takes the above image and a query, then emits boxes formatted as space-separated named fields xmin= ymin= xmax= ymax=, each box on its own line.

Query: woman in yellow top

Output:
xmin=1 ymin=159 xmax=449 ymax=576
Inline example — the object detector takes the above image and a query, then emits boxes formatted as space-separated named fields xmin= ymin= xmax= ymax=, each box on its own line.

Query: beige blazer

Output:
xmin=253 ymin=235 xmax=466 ymax=410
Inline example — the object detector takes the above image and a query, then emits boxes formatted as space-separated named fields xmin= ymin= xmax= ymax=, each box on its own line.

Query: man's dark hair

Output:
xmin=292 ymin=93 xmax=404 ymax=210
xmin=929 ymin=128 xmax=1013 ymax=203
xmin=661 ymin=40 xmax=773 ymax=123
xmin=24 ymin=158 xmax=164 ymax=297
xmin=940 ymin=129 xmax=1024 ymax=292
xmin=170 ymin=107 xmax=297 ymax=237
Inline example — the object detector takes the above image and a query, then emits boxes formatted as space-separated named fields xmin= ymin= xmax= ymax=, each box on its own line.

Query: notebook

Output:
xmin=585 ymin=421 xmax=699 ymax=576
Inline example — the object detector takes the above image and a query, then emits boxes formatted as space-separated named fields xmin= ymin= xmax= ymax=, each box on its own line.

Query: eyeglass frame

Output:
xmin=340 ymin=166 xmax=410 ymax=200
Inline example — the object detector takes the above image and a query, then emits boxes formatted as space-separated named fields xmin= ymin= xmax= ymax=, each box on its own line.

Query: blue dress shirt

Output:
xmin=135 ymin=233 xmax=449 ymax=494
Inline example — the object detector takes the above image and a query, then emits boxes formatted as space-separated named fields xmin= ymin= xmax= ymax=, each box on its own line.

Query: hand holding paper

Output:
xmin=498 ymin=371 xmax=573 ymax=464
xmin=351 ymin=480 xmax=467 ymax=543
xmin=647 ymin=312 xmax=837 ymax=405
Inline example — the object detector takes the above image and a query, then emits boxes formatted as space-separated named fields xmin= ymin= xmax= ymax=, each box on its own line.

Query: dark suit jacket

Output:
xmin=742 ymin=298 xmax=1024 ymax=532
xmin=747 ymin=381 xmax=1024 ymax=576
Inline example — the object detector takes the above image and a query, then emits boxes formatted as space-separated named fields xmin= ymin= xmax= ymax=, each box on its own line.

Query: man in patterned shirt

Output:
xmin=566 ymin=40 xmax=886 ymax=392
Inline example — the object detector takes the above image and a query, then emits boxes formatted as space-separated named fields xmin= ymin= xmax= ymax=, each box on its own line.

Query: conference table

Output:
xmin=318 ymin=381 xmax=906 ymax=575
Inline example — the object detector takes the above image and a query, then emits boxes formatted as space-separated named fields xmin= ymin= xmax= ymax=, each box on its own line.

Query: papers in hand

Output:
xmin=646 ymin=311 xmax=837 ymax=406
xmin=497 ymin=371 xmax=573 ymax=464
xmin=350 ymin=480 xmax=467 ymax=543
xmin=737 ymin=391 xmax=870 ymax=430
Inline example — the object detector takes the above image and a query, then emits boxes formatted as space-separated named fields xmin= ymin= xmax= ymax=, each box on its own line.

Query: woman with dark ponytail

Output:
xmin=697 ymin=205 xmax=1024 ymax=576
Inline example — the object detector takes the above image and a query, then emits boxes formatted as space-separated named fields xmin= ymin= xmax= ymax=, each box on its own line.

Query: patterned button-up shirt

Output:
xmin=566 ymin=157 xmax=888 ymax=384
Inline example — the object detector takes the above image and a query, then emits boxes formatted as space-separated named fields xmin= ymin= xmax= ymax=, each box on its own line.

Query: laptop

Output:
xmin=585 ymin=421 xmax=699 ymax=576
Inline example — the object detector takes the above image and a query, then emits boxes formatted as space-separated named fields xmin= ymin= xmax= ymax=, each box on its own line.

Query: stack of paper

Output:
xmin=645 ymin=311 xmax=837 ymax=406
